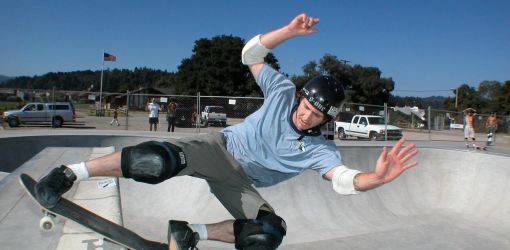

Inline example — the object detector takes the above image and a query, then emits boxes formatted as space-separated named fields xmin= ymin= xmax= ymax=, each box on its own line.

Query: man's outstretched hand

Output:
xmin=354 ymin=138 xmax=418 ymax=191
xmin=374 ymin=138 xmax=418 ymax=184
xmin=287 ymin=13 xmax=320 ymax=36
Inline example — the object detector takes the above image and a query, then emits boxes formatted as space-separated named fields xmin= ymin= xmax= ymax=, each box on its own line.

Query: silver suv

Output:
xmin=2 ymin=102 xmax=76 ymax=127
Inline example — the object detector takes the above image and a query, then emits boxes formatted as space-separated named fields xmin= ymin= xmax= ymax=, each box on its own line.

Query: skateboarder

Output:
xmin=486 ymin=112 xmax=498 ymax=146
xmin=464 ymin=108 xmax=477 ymax=147
xmin=34 ymin=13 xmax=418 ymax=250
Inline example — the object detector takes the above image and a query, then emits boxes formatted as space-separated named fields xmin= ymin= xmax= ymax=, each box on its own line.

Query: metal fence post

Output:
xmin=428 ymin=106 xmax=431 ymax=141
xmin=196 ymin=92 xmax=200 ymax=134
xmin=52 ymin=86 xmax=56 ymax=128
xmin=384 ymin=102 xmax=388 ymax=141
xmin=126 ymin=90 xmax=129 ymax=130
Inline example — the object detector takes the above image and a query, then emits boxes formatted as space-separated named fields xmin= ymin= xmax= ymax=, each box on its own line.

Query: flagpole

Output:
xmin=99 ymin=50 xmax=104 ymax=116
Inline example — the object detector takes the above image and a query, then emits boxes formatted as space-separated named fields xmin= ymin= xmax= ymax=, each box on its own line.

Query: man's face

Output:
xmin=293 ymin=98 xmax=326 ymax=131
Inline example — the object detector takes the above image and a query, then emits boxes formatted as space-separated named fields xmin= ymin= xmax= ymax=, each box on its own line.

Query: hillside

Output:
xmin=0 ymin=75 xmax=13 ymax=84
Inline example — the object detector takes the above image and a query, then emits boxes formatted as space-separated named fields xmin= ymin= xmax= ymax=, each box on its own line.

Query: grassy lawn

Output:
xmin=0 ymin=102 xmax=21 ymax=114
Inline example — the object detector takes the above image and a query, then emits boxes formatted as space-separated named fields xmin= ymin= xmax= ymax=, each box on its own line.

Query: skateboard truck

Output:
xmin=39 ymin=209 xmax=56 ymax=231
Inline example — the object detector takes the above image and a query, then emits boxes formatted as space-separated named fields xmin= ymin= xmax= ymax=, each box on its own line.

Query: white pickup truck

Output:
xmin=335 ymin=115 xmax=403 ymax=141
xmin=201 ymin=105 xmax=227 ymax=127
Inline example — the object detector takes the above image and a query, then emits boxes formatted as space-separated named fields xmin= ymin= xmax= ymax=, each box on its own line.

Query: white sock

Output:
xmin=189 ymin=224 xmax=208 ymax=240
xmin=67 ymin=162 xmax=90 ymax=181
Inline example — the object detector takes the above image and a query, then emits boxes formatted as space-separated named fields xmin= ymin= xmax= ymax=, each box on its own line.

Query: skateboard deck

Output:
xmin=19 ymin=173 xmax=168 ymax=250
xmin=468 ymin=144 xmax=487 ymax=150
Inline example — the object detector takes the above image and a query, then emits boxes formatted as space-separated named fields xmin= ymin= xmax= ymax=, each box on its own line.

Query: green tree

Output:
xmin=292 ymin=54 xmax=393 ymax=105
xmin=451 ymin=84 xmax=481 ymax=111
xmin=290 ymin=61 xmax=320 ymax=90
xmin=478 ymin=80 xmax=502 ymax=113
xmin=174 ymin=35 xmax=279 ymax=96
xmin=495 ymin=81 xmax=510 ymax=115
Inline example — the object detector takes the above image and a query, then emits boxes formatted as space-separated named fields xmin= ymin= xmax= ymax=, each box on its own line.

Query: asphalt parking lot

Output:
xmin=2 ymin=111 xmax=510 ymax=151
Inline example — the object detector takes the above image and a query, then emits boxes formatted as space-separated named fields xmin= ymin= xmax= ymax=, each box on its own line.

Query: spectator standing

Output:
xmin=146 ymin=98 xmax=161 ymax=131
xmin=167 ymin=102 xmax=176 ymax=132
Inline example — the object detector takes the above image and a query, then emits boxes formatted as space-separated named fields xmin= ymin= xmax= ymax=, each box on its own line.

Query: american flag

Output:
xmin=104 ymin=52 xmax=116 ymax=62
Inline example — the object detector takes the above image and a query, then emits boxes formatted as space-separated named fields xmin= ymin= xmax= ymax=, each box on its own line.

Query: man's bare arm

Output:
xmin=244 ymin=13 xmax=320 ymax=80
xmin=324 ymin=138 xmax=418 ymax=193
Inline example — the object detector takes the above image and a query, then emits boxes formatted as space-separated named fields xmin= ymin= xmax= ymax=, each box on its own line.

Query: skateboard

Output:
xmin=468 ymin=143 xmax=487 ymax=151
xmin=19 ymin=173 xmax=168 ymax=250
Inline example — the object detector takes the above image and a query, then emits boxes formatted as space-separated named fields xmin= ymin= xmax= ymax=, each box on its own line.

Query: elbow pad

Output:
xmin=331 ymin=166 xmax=362 ymax=195
xmin=241 ymin=34 xmax=271 ymax=65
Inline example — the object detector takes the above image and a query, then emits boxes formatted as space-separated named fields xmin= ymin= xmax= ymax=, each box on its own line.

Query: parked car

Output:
xmin=200 ymin=106 xmax=227 ymax=127
xmin=174 ymin=107 xmax=195 ymax=127
xmin=335 ymin=114 xmax=403 ymax=141
xmin=2 ymin=102 xmax=76 ymax=127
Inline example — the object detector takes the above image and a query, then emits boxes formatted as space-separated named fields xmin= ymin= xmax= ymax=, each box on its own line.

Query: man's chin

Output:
xmin=297 ymin=124 xmax=312 ymax=131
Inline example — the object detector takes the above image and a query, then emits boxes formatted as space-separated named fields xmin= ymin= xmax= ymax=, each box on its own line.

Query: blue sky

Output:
xmin=1 ymin=0 xmax=509 ymax=97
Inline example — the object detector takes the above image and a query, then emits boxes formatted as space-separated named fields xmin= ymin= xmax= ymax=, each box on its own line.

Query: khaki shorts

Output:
xmin=172 ymin=132 xmax=271 ymax=219
xmin=464 ymin=126 xmax=475 ymax=139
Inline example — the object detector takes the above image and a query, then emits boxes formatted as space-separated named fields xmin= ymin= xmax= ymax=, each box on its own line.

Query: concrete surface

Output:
xmin=56 ymin=146 xmax=124 ymax=250
xmin=0 ymin=131 xmax=509 ymax=249
xmin=0 ymin=147 xmax=92 ymax=250
xmin=120 ymin=146 xmax=510 ymax=250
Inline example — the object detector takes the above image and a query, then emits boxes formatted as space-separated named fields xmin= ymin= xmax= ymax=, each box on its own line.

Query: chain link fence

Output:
xmin=0 ymin=88 xmax=264 ymax=133
xmin=1 ymin=88 xmax=509 ymax=143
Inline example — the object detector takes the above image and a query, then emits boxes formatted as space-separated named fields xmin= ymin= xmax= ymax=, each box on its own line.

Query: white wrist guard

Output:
xmin=241 ymin=34 xmax=270 ymax=65
xmin=331 ymin=166 xmax=362 ymax=195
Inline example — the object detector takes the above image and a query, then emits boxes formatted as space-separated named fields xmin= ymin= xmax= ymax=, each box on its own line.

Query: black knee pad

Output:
xmin=121 ymin=141 xmax=186 ymax=184
xmin=234 ymin=210 xmax=287 ymax=250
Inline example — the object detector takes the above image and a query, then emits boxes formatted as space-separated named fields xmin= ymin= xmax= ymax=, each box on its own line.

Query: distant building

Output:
xmin=126 ymin=87 xmax=175 ymax=109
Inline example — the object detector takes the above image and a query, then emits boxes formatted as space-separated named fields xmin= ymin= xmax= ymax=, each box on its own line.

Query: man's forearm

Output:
xmin=245 ymin=26 xmax=296 ymax=79
xmin=259 ymin=25 xmax=295 ymax=50
xmin=353 ymin=172 xmax=385 ymax=191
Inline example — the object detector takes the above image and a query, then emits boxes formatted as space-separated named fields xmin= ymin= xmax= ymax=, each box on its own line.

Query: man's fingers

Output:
xmin=400 ymin=149 xmax=418 ymax=164
xmin=378 ymin=146 xmax=388 ymax=163
xmin=390 ymin=138 xmax=406 ymax=154
xmin=307 ymin=17 xmax=319 ymax=27
xmin=297 ymin=13 xmax=319 ymax=29
xmin=397 ymin=143 xmax=416 ymax=159
xmin=402 ymin=161 xmax=418 ymax=171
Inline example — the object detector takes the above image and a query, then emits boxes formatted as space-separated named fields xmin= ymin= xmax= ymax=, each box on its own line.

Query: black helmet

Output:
xmin=300 ymin=75 xmax=345 ymax=119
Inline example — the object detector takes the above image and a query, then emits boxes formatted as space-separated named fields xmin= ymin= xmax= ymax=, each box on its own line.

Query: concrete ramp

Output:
xmin=0 ymin=172 xmax=8 ymax=182
xmin=121 ymin=147 xmax=510 ymax=249
xmin=1 ymin=132 xmax=509 ymax=249
xmin=0 ymin=147 xmax=93 ymax=250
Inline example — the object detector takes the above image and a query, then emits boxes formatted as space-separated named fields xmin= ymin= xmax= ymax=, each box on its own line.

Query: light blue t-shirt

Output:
xmin=222 ymin=64 xmax=343 ymax=187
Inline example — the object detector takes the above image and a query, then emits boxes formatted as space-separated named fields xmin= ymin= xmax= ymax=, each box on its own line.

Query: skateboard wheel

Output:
xmin=40 ymin=215 xmax=54 ymax=231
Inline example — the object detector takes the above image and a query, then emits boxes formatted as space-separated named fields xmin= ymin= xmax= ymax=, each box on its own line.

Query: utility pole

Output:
xmin=339 ymin=59 xmax=350 ymax=65
xmin=450 ymin=87 xmax=459 ymax=110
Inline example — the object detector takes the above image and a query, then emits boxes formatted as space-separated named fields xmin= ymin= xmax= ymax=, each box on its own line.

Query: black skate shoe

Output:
xmin=168 ymin=220 xmax=199 ymax=250
xmin=35 ymin=165 xmax=76 ymax=208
